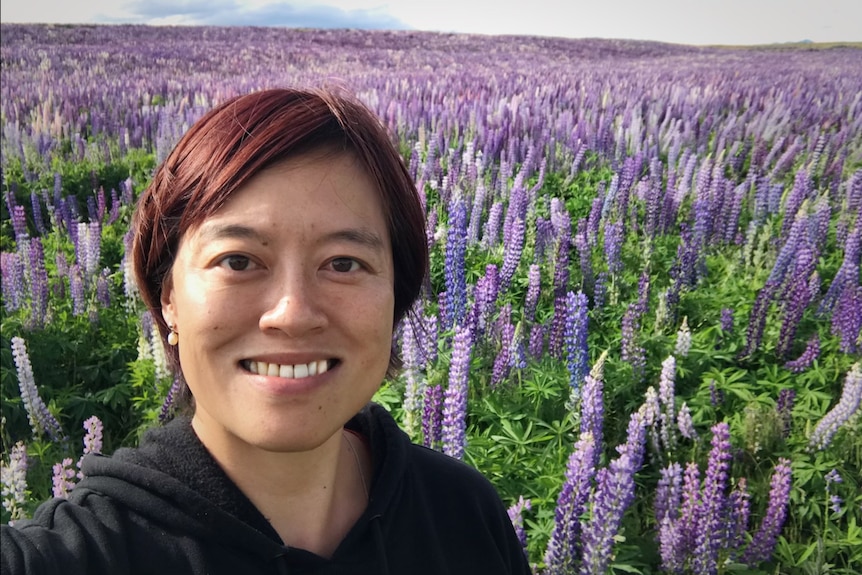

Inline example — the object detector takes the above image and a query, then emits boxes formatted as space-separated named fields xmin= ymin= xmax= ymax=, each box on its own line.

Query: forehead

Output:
xmin=191 ymin=149 xmax=390 ymax=242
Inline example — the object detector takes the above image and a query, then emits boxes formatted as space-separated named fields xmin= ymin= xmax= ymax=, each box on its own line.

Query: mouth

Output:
xmin=240 ymin=358 xmax=339 ymax=379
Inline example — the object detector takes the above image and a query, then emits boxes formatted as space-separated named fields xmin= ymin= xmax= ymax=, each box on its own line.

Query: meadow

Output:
xmin=1 ymin=23 xmax=860 ymax=574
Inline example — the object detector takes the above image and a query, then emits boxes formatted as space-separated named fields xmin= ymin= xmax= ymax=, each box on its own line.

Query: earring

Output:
xmin=167 ymin=325 xmax=179 ymax=346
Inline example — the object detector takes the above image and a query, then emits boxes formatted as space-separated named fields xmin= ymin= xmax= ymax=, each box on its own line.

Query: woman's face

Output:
xmin=161 ymin=150 xmax=394 ymax=454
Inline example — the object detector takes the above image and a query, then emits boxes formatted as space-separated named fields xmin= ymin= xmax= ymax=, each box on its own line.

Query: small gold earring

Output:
xmin=167 ymin=325 xmax=179 ymax=346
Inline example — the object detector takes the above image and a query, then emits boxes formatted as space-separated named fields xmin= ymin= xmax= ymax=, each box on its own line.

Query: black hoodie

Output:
xmin=1 ymin=403 xmax=532 ymax=574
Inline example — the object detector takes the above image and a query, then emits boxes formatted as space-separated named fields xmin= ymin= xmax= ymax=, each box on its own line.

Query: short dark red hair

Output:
xmin=132 ymin=87 xmax=428 ymax=397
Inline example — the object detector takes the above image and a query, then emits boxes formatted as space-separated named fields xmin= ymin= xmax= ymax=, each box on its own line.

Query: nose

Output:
xmin=259 ymin=274 xmax=327 ymax=337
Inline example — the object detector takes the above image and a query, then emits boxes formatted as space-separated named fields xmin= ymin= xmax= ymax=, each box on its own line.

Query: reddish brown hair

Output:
xmin=132 ymin=87 xmax=427 ymax=402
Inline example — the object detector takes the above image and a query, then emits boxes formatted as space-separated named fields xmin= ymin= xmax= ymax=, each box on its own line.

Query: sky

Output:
xmin=1 ymin=0 xmax=860 ymax=46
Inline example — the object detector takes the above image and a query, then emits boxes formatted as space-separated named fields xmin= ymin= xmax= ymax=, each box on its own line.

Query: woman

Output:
xmin=1 ymin=87 xmax=532 ymax=574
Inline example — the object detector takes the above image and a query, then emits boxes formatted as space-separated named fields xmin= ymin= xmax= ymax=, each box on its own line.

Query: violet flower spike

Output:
xmin=743 ymin=458 xmax=793 ymax=566
xmin=441 ymin=323 xmax=474 ymax=459
xmin=11 ymin=336 xmax=65 ymax=442
xmin=52 ymin=458 xmax=77 ymax=498
xmin=692 ymin=422 xmax=733 ymax=575
xmin=1 ymin=441 xmax=29 ymax=523
xmin=808 ymin=362 xmax=862 ymax=451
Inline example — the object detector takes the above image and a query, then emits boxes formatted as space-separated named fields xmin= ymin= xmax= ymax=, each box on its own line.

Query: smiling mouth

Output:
xmin=241 ymin=359 xmax=338 ymax=379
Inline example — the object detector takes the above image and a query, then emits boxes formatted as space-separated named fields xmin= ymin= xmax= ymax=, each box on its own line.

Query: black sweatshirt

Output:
xmin=1 ymin=403 xmax=532 ymax=574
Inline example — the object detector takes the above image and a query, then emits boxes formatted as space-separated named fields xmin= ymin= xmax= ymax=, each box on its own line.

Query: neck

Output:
xmin=191 ymin=416 xmax=369 ymax=557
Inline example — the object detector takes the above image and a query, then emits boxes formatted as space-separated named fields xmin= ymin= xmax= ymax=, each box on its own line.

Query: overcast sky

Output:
xmin=2 ymin=0 xmax=860 ymax=46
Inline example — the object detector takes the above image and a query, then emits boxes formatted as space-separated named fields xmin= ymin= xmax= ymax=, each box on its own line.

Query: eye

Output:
xmin=329 ymin=257 xmax=361 ymax=273
xmin=218 ymin=255 xmax=255 ymax=271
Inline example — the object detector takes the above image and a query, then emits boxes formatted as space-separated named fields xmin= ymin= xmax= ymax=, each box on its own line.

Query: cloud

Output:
xmin=99 ymin=0 xmax=410 ymax=29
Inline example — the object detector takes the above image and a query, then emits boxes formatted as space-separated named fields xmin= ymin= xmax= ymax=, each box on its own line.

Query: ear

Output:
xmin=160 ymin=274 xmax=176 ymax=327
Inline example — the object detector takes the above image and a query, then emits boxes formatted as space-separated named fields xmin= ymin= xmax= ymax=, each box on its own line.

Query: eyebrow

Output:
xmin=195 ymin=223 xmax=386 ymax=252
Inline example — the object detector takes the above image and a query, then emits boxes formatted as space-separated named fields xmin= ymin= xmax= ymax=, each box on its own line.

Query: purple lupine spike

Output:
xmin=472 ymin=264 xmax=499 ymax=337
xmin=524 ymin=264 xmax=541 ymax=323
xmin=69 ymin=264 xmax=86 ymax=316
xmin=86 ymin=195 xmax=98 ymax=224
xmin=831 ymin=284 xmax=861 ymax=354
xmin=720 ymin=308 xmax=734 ymax=334
xmin=621 ymin=302 xmax=646 ymax=381
xmin=809 ymin=362 xmax=862 ymax=451
xmin=677 ymin=402 xmax=697 ymax=440
xmin=30 ymin=192 xmax=46 ymax=235
xmin=819 ymin=221 xmax=860 ymax=316
xmin=11 ymin=205 xmax=28 ymax=242
xmin=509 ymin=322 xmax=527 ymax=370
xmin=544 ymin=432 xmax=597 ymax=575
xmin=642 ymin=386 xmax=662 ymax=456
xmin=96 ymin=268 xmax=111 ymax=308
xmin=52 ymin=458 xmax=77 ymax=499
xmin=1 ymin=441 xmax=29 ymax=523
xmin=499 ymin=216 xmax=525 ymax=293
xmin=784 ymin=334 xmax=820 ymax=373
xmin=121 ymin=177 xmax=134 ymax=206
xmin=481 ymin=201 xmax=504 ymax=249
xmin=443 ymin=200 xmax=468 ymax=331
xmin=491 ymin=305 xmax=514 ymax=387
xmin=659 ymin=515 xmax=685 ymax=575
xmin=579 ymin=351 xmax=607 ymax=461
xmin=603 ymin=220 xmax=624 ymax=277
xmin=549 ymin=235 xmax=571 ymax=360
xmin=109 ymin=188 xmax=121 ymax=224
xmin=742 ymin=458 xmax=793 ymax=566
xmin=655 ymin=462 xmax=683 ymax=526
xmin=27 ymin=238 xmax=49 ymax=328
xmin=675 ymin=461 xmax=702 ymax=562
xmin=96 ymin=187 xmax=107 ymax=223
xmin=442 ymin=323 xmax=474 ymax=459
xmin=10 ymin=336 xmax=64 ymax=442
xmin=425 ymin=209 xmax=438 ymax=252
xmin=564 ymin=291 xmax=589 ymax=395
xmin=507 ymin=496 xmax=532 ymax=558
xmin=122 ymin=227 xmax=138 ymax=302
xmin=593 ymin=271 xmax=608 ymax=310
xmin=1 ymin=252 xmax=26 ymax=313
xmin=726 ymin=477 xmax=751 ymax=558
xmin=580 ymin=411 xmax=646 ymax=575
xmin=709 ymin=379 xmax=724 ymax=408
xmin=528 ymin=323 xmax=545 ymax=358
xmin=422 ymin=384 xmax=443 ymax=449
xmin=158 ymin=376 xmax=182 ymax=424
xmin=574 ymin=223 xmax=594 ymax=294
xmin=692 ymin=422 xmax=733 ymax=575
xmin=781 ymin=170 xmax=814 ymax=240
xmin=777 ymin=248 xmax=816 ymax=358
xmin=467 ymin=181 xmax=487 ymax=245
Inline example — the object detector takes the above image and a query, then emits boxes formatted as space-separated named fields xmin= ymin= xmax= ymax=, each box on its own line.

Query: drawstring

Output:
xmin=371 ymin=515 xmax=390 ymax=575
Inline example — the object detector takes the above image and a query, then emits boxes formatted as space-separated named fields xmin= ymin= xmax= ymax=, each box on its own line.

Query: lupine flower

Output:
xmin=726 ymin=477 xmax=751 ymax=554
xmin=580 ymin=351 xmax=607 ymax=465
xmin=621 ymin=302 xmax=646 ymax=380
xmin=655 ymin=462 xmax=683 ymax=526
xmin=544 ymin=432 xmax=597 ymax=575
xmin=580 ymin=411 xmax=646 ymax=575
xmin=507 ymin=496 xmax=532 ymax=557
xmin=675 ymin=461 xmax=702 ymax=562
xmin=692 ymin=422 xmax=733 ymax=575
xmin=1 ymin=251 xmax=26 ymax=313
xmin=809 ymin=362 xmax=862 ymax=451
xmin=150 ymin=317 xmax=170 ymax=382
xmin=659 ymin=515 xmax=685 ymax=574
xmin=96 ymin=267 xmax=111 ymax=308
xmin=528 ymin=323 xmax=545 ymax=358
xmin=52 ymin=458 xmax=77 ymax=498
xmin=481 ymin=201 xmax=504 ymax=248
xmin=500 ymin=216 xmax=525 ymax=293
xmin=824 ymin=469 xmax=842 ymax=485
xmin=593 ymin=271 xmax=608 ymax=310
xmin=830 ymin=494 xmax=843 ymax=514
xmin=564 ymin=291 xmax=590 ymax=394
xmin=709 ymin=379 xmax=724 ymax=407
xmin=784 ymin=334 xmax=820 ymax=373
xmin=524 ymin=264 xmax=541 ymax=322
xmin=740 ymin=281 xmax=778 ymax=358
xmin=11 ymin=204 xmax=29 ymax=242
xmin=720 ymin=308 xmax=734 ymax=334
xmin=743 ymin=458 xmax=793 ymax=566
xmin=26 ymin=237 xmax=49 ymax=328
xmin=603 ymin=220 xmax=624 ymax=276
xmin=776 ymin=388 xmax=796 ymax=438
xmin=642 ymin=386 xmax=662 ymax=456
xmin=831 ymin=283 xmax=861 ymax=354
xmin=674 ymin=316 xmax=691 ymax=357
xmin=443 ymin=200 xmax=468 ymax=330
xmin=472 ymin=264 xmax=499 ymax=337
xmin=492 ymin=307 xmax=514 ymax=387
xmin=442 ymin=323 xmax=474 ymax=459
xmin=677 ymin=402 xmax=697 ymax=440
xmin=422 ymin=384 xmax=443 ymax=449
xmin=11 ymin=336 xmax=64 ymax=442
xmin=159 ymin=376 xmax=182 ymax=424
xmin=658 ymin=355 xmax=678 ymax=453
xmin=400 ymin=318 xmax=425 ymax=438
xmin=30 ymin=191 xmax=46 ymax=235
xmin=549 ymin=236 xmax=571 ymax=359
xmin=77 ymin=415 xmax=104 ymax=478
xmin=121 ymin=227 xmax=139 ymax=303
xmin=1 ymin=441 xmax=29 ymax=523
xmin=69 ymin=264 xmax=87 ymax=316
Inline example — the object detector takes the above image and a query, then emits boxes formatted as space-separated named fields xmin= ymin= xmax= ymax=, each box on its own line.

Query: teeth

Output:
xmin=246 ymin=359 xmax=331 ymax=379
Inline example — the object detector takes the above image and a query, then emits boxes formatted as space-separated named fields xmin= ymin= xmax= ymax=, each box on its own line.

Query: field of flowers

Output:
xmin=1 ymin=23 xmax=860 ymax=574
